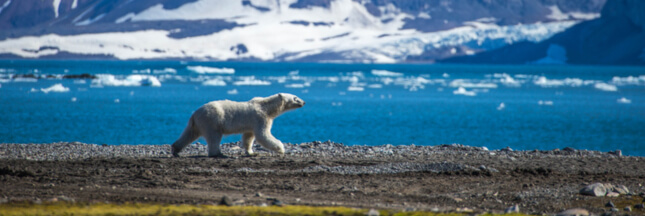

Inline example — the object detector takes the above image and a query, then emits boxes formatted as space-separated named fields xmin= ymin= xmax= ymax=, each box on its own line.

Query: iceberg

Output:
xmin=453 ymin=87 xmax=476 ymax=96
xmin=594 ymin=83 xmax=617 ymax=92
xmin=41 ymin=83 xmax=70 ymax=93
xmin=617 ymin=97 xmax=631 ymax=104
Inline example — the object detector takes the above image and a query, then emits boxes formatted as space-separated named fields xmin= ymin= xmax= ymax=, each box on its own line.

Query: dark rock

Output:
xmin=634 ymin=203 xmax=644 ymax=209
xmin=219 ymin=196 xmax=233 ymax=206
xmin=269 ymin=198 xmax=283 ymax=206
xmin=605 ymin=200 xmax=615 ymax=208
xmin=624 ymin=206 xmax=631 ymax=212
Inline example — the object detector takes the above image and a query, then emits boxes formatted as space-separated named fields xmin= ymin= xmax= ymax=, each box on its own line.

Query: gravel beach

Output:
xmin=1 ymin=141 xmax=644 ymax=215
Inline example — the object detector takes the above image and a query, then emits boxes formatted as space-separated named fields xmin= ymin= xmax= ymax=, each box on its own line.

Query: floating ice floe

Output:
xmin=91 ymin=74 xmax=161 ymax=87
xmin=202 ymin=78 xmax=227 ymax=86
xmin=233 ymin=77 xmax=270 ymax=86
xmin=533 ymin=76 xmax=586 ymax=87
xmin=227 ymin=89 xmax=238 ymax=95
xmin=617 ymin=97 xmax=631 ymax=104
xmin=495 ymin=73 xmax=521 ymax=87
xmin=73 ymin=79 xmax=86 ymax=84
xmin=13 ymin=77 xmax=38 ymax=82
xmin=367 ymin=84 xmax=383 ymax=88
xmin=285 ymin=83 xmax=306 ymax=88
xmin=187 ymin=66 xmax=235 ymax=74
xmin=114 ymin=99 xmax=120 ymax=103
xmin=611 ymin=75 xmax=645 ymax=85
xmin=371 ymin=70 xmax=403 ymax=77
xmin=153 ymin=68 xmax=177 ymax=74
xmin=71 ymin=97 xmax=77 ymax=102
xmin=449 ymin=79 xmax=497 ymax=88
xmin=594 ymin=82 xmax=618 ymax=92
xmin=497 ymin=102 xmax=505 ymax=111
xmin=453 ymin=87 xmax=476 ymax=96
xmin=41 ymin=83 xmax=70 ymax=93
xmin=347 ymin=86 xmax=364 ymax=91
xmin=538 ymin=100 xmax=554 ymax=106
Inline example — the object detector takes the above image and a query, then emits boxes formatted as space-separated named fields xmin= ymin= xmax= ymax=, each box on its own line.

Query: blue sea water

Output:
xmin=1 ymin=60 xmax=644 ymax=155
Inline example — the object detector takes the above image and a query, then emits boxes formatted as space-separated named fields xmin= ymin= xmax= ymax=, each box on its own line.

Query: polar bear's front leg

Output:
xmin=254 ymin=124 xmax=285 ymax=155
xmin=204 ymin=132 xmax=224 ymax=157
xmin=242 ymin=132 xmax=256 ymax=155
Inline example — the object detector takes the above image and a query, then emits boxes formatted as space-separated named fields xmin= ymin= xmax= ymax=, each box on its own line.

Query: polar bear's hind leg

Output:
xmin=171 ymin=117 xmax=201 ymax=157
xmin=205 ymin=132 xmax=224 ymax=157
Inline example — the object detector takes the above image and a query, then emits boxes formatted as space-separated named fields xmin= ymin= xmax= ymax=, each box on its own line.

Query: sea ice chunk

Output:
xmin=41 ymin=83 xmax=70 ymax=93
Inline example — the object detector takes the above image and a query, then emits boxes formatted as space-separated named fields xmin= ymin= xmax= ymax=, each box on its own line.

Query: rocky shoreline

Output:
xmin=1 ymin=142 xmax=644 ymax=215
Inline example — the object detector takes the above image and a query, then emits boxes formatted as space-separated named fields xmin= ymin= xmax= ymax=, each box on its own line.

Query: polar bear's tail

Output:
xmin=171 ymin=116 xmax=200 ymax=157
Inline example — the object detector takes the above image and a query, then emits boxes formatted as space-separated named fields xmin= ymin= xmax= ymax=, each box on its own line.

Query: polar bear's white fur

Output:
xmin=171 ymin=93 xmax=305 ymax=157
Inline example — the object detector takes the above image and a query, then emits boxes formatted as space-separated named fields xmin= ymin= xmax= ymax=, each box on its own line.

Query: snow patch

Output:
xmin=52 ymin=0 xmax=61 ymax=18
xmin=41 ymin=83 xmax=69 ymax=93
xmin=0 ymin=0 xmax=11 ymax=15
xmin=187 ymin=66 xmax=235 ymax=74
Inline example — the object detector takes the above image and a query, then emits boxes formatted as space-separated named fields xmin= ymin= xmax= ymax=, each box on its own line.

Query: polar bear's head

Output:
xmin=253 ymin=93 xmax=305 ymax=117
xmin=278 ymin=93 xmax=305 ymax=111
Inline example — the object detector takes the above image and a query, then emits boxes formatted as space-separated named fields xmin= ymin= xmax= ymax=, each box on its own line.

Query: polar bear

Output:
xmin=171 ymin=93 xmax=305 ymax=157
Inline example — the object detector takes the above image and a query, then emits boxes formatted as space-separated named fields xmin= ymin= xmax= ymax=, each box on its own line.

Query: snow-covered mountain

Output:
xmin=0 ymin=0 xmax=608 ymax=63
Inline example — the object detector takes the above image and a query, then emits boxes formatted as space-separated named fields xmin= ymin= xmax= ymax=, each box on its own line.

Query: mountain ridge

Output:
xmin=1 ymin=0 xmax=636 ymax=65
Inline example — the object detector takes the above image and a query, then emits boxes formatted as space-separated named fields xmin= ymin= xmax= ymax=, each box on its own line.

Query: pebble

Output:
xmin=613 ymin=185 xmax=629 ymax=194
xmin=606 ymin=192 xmax=619 ymax=197
xmin=504 ymin=204 xmax=520 ymax=213
xmin=624 ymin=207 xmax=631 ymax=212
xmin=634 ymin=203 xmax=644 ymax=209
xmin=255 ymin=192 xmax=263 ymax=197
xmin=610 ymin=208 xmax=619 ymax=212
xmin=605 ymin=201 xmax=615 ymax=208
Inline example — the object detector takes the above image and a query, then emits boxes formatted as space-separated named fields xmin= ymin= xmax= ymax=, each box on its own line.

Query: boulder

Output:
xmin=580 ymin=183 xmax=607 ymax=196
